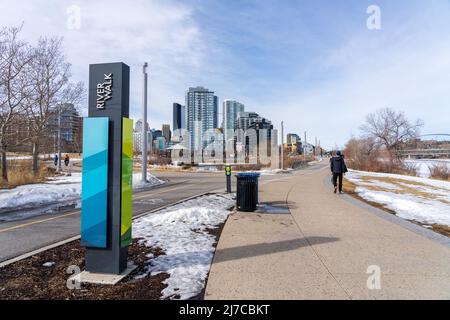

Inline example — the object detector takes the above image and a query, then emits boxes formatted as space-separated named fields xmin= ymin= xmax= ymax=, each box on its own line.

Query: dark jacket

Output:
xmin=330 ymin=156 xmax=348 ymax=174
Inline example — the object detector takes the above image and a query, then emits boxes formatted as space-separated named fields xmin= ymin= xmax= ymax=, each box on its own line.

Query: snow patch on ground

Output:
xmin=42 ymin=262 xmax=55 ymax=267
xmin=0 ymin=171 xmax=165 ymax=219
xmin=347 ymin=170 xmax=450 ymax=227
xmin=308 ymin=157 xmax=325 ymax=166
xmin=132 ymin=172 xmax=165 ymax=190
xmin=259 ymin=168 xmax=293 ymax=175
xmin=356 ymin=180 xmax=401 ymax=191
xmin=405 ymin=159 xmax=450 ymax=178
xmin=194 ymin=166 xmax=219 ymax=172
xmin=133 ymin=193 xmax=235 ymax=300
xmin=0 ymin=173 xmax=82 ymax=214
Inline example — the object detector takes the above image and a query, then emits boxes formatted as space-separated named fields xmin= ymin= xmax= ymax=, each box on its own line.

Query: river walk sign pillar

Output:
xmin=81 ymin=62 xmax=133 ymax=275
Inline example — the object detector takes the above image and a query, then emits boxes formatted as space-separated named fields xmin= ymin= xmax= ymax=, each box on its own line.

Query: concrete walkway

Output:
xmin=205 ymin=164 xmax=450 ymax=299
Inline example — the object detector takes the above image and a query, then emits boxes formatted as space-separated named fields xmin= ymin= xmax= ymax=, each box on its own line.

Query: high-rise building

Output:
xmin=48 ymin=103 xmax=82 ymax=152
xmin=135 ymin=119 xmax=143 ymax=133
xmin=235 ymin=111 xmax=260 ymax=132
xmin=133 ymin=131 xmax=153 ymax=154
xmin=162 ymin=124 xmax=171 ymax=143
xmin=155 ymin=136 xmax=166 ymax=152
xmin=135 ymin=119 xmax=149 ymax=133
xmin=213 ymin=96 xmax=218 ymax=129
xmin=186 ymin=86 xmax=218 ymax=150
xmin=287 ymin=133 xmax=300 ymax=145
xmin=222 ymin=100 xmax=244 ymax=141
xmin=235 ymin=111 xmax=274 ymax=158
xmin=133 ymin=120 xmax=154 ymax=155
xmin=172 ymin=103 xmax=187 ymax=144
xmin=151 ymin=129 xmax=163 ymax=141
xmin=286 ymin=133 xmax=302 ymax=154
xmin=173 ymin=103 xmax=186 ymax=131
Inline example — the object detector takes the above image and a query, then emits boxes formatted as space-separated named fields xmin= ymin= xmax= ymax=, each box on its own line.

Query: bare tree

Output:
xmin=344 ymin=136 xmax=382 ymax=171
xmin=25 ymin=37 xmax=84 ymax=175
xmin=360 ymin=108 xmax=424 ymax=162
xmin=0 ymin=25 xmax=34 ymax=181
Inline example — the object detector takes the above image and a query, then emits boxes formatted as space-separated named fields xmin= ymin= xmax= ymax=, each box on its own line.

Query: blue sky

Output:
xmin=1 ymin=0 xmax=450 ymax=149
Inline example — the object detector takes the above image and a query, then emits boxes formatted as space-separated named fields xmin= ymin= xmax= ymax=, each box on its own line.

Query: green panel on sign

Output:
xmin=121 ymin=117 xmax=133 ymax=247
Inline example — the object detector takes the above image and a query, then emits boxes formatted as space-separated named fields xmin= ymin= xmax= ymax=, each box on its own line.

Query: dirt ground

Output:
xmin=0 ymin=239 xmax=169 ymax=300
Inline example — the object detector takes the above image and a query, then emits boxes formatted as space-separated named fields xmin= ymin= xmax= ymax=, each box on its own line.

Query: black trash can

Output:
xmin=236 ymin=172 xmax=260 ymax=212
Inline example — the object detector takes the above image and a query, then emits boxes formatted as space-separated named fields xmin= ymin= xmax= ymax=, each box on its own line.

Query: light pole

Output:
xmin=315 ymin=136 xmax=318 ymax=158
xmin=58 ymin=106 xmax=62 ymax=172
xmin=304 ymin=131 xmax=307 ymax=161
xmin=281 ymin=121 xmax=284 ymax=170
xmin=142 ymin=62 xmax=148 ymax=182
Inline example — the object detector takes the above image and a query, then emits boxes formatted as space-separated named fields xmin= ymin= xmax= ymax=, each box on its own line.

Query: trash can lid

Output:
xmin=237 ymin=172 xmax=261 ymax=178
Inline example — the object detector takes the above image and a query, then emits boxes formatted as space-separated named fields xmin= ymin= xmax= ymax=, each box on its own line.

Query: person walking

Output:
xmin=330 ymin=150 xmax=348 ymax=194
xmin=54 ymin=154 xmax=58 ymax=166
xmin=64 ymin=154 xmax=70 ymax=167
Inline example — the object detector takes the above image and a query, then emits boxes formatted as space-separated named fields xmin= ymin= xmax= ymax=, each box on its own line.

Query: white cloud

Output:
xmin=0 ymin=0 xmax=206 ymax=125
xmin=263 ymin=6 xmax=450 ymax=149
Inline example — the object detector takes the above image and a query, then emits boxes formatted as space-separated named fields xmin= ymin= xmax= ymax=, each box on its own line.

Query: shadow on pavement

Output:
xmin=259 ymin=200 xmax=297 ymax=210
xmin=213 ymin=236 xmax=340 ymax=263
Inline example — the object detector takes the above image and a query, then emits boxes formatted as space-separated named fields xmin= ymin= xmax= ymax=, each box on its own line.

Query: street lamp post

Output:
xmin=281 ymin=121 xmax=284 ymax=170
xmin=304 ymin=131 xmax=307 ymax=161
xmin=58 ymin=106 xmax=62 ymax=172
xmin=142 ymin=62 xmax=148 ymax=182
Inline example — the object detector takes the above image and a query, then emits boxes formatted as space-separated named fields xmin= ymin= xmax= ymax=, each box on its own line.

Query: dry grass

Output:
xmin=348 ymin=158 xmax=419 ymax=176
xmin=402 ymin=161 xmax=420 ymax=176
xmin=428 ymin=162 xmax=450 ymax=181
xmin=0 ymin=160 xmax=55 ymax=189
xmin=355 ymin=175 xmax=450 ymax=205
xmin=147 ymin=165 xmax=190 ymax=172
xmin=431 ymin=224 xmax=450 ymax=237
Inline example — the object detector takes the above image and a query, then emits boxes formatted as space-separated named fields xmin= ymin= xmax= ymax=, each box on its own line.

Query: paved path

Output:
xmin=205 ymin=163 xmax=450 ymax=299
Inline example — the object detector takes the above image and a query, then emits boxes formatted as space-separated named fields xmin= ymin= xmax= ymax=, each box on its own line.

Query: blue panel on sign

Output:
xmin=81 ymin=117 xmax=109 ymax=248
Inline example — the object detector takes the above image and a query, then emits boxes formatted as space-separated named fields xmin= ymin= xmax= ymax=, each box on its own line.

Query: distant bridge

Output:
xmin=418 ymin=134 xmax=450 ymax=140
xmin=398 ymin=149 xmax=450 ymax=159
xmin=399 ymin=134 xmax=450 ymax=159
xmin=397 ymin=134 xmax=450 ymax=159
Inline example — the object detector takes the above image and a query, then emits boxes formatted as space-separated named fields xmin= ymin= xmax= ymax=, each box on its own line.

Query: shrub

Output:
xmin=344 ymin=138 xmax=418 ymax=176
xmin=428 ymin=162 xmax=450 ymax=181
xmin=401 ymin=161 xmax=419 ymax=176
xmin=0 ymin=159 xmax=55 ymax=189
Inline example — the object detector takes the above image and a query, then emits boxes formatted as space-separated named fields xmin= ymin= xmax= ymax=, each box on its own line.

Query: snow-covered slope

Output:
xmin=346 ymin=170 xmax=450 ymax=227
xmin=133 ymin=193 xmax=235 ymax=300
xmin=405 ymin=159 xmax=450 ymax=178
